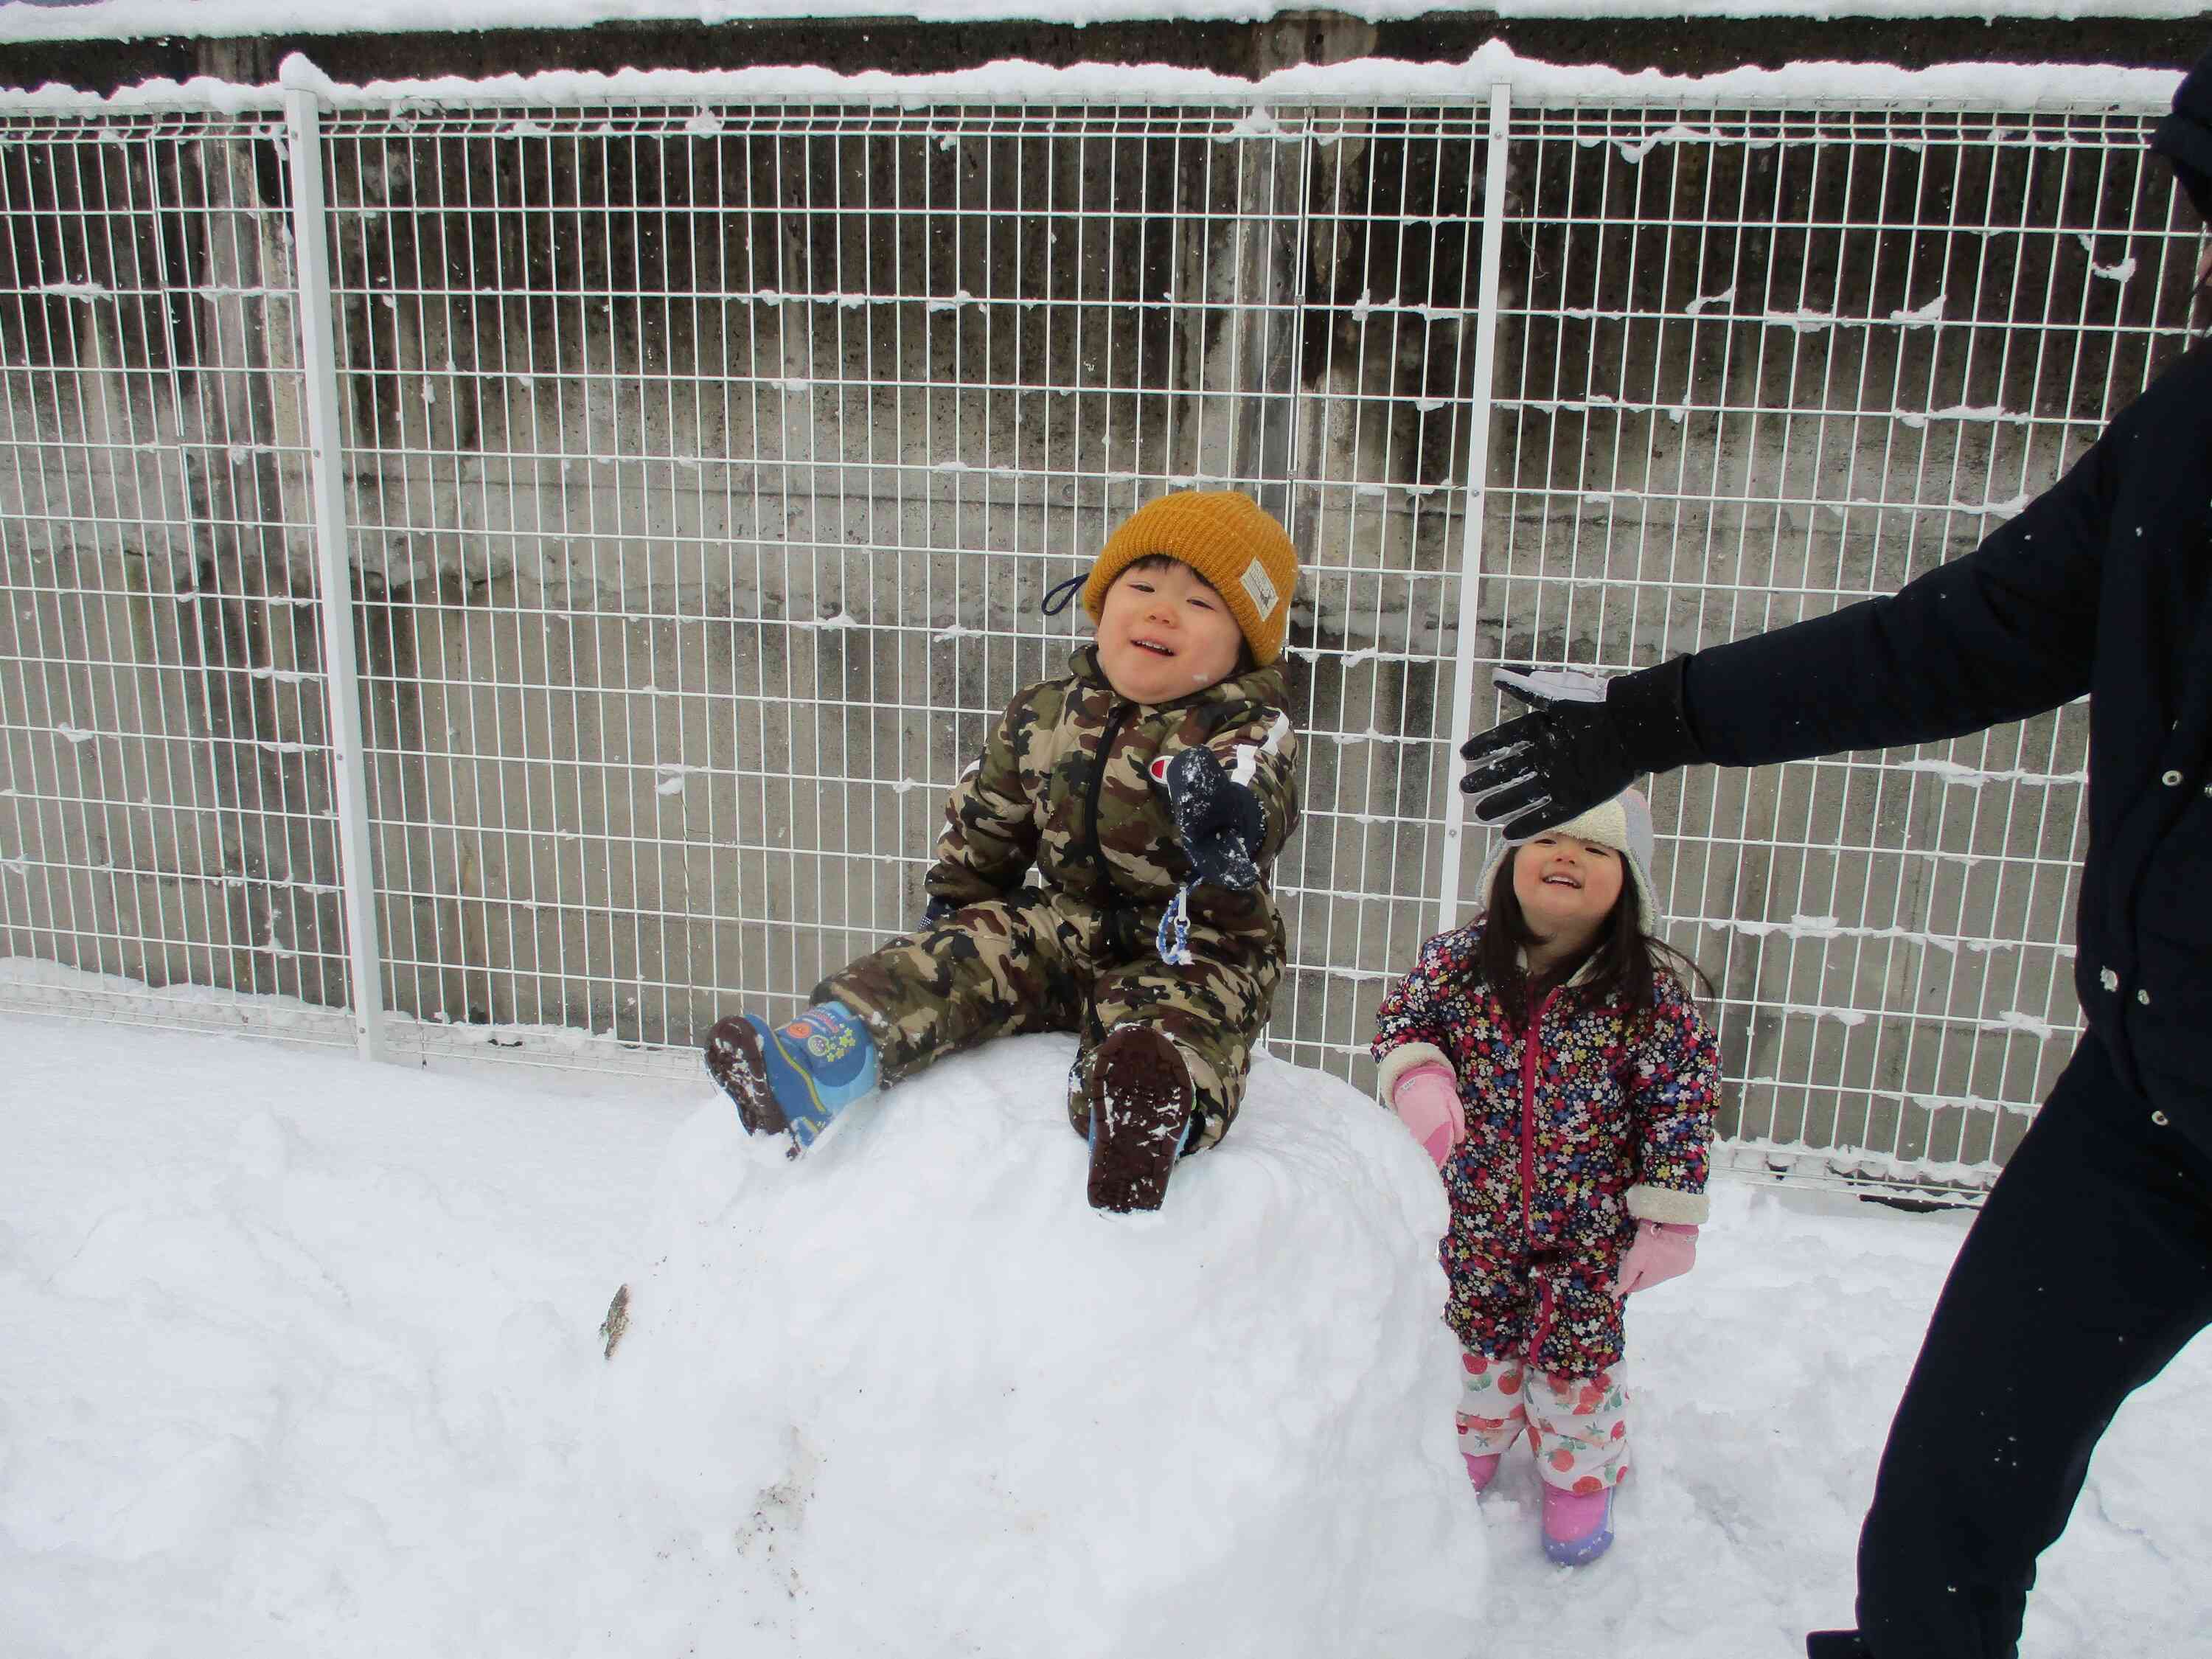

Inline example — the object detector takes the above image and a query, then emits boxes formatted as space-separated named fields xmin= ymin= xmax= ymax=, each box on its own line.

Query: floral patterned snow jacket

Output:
xmin=1371 ymin=917 xmax=1720 ymax=1376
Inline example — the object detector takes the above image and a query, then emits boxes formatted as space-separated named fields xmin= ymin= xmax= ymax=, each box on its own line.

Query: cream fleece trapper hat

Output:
xmin=1476 ymin=787 xmax=1660 ymax=925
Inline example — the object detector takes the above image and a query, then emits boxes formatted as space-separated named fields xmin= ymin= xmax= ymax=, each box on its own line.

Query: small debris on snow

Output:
xmin=599 ymin=1282 xmax=630 ymax=1358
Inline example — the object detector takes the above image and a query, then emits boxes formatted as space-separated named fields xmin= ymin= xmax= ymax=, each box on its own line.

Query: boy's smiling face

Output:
xmin=1094 ymin=557 xmax=1245 ymax=704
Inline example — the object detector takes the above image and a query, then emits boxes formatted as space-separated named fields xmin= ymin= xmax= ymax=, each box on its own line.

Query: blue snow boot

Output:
xmin=703 ymin=1001 xmax=878 ymax=1153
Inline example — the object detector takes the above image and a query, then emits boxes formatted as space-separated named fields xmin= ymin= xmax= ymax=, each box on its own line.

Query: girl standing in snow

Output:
xmin=1371 ymin=787 xmax=1718 ymax=1567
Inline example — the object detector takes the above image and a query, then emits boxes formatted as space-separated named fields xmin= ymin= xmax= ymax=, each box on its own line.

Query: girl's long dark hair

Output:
xmin=1477 ymin=845 xmax=1713 ymax=1029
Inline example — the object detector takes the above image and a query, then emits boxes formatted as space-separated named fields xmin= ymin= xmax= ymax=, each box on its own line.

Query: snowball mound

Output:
xmin=587 ymin=1034 xmax=1484 ymax=1658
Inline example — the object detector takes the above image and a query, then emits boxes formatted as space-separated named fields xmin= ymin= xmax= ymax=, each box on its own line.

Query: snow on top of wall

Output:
xmin=4 ymin=0 xmax=2212 ymax=45
xmin=0 ymin=40 xmax=2185 ymax=114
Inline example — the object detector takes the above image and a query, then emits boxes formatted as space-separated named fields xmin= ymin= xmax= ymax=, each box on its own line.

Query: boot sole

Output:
xmin=1086 ymin=1025 xmax=1194 ymax=1214
xmin=703 ymin=1015 xmax=789 ymax=1136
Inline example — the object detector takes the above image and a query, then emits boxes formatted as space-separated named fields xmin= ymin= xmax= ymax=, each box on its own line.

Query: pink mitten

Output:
xmin=1391 ymin=1062 xmax=1465 ymax=1167
xmin=1612 ymin=1220 xmax=1699 ymax=1298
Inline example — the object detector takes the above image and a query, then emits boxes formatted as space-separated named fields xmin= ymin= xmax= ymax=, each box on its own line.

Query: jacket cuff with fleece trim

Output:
xmin=1627 ymin=1183 xmax=1710 ymax=1225
xmin=1377 ymin=1041 xmax=1453 ymax=1100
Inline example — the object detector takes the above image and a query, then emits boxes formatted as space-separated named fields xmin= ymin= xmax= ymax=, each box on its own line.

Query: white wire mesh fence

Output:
xmin=1 ymin=74 xmax=2199 ymax=1195
xmin=0 ymin=108 xmax=361 ymax=1044
xmin=1482 ymin=100 xmax=2200 ymax=1191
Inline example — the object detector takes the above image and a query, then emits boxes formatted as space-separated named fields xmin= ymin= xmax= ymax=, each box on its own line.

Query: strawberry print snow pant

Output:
xmin=1455 ymin=1347 xmax=1630 ymax=1495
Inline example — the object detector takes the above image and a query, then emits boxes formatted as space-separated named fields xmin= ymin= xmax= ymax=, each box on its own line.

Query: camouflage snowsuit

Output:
xmin=820 ymin=643 xmax=1300 ymax=1149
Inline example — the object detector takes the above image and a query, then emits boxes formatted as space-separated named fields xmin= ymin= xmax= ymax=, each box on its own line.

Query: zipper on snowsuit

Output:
xmin=1520 ymin=986 xmax=1562 ymax=1363
xmin=1084 ymin=699 xmax=1138 ymax=957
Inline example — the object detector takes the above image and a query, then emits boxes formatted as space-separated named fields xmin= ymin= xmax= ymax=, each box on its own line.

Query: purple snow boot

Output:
xmin=1464 ymin=1452 xmax=1501 ymax=1494
xmin=1540 ymin=1482 xmax=1616 ymax=1566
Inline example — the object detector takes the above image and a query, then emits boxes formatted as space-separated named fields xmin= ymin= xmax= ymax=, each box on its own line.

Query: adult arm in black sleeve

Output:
xmin=1677 ymin=408 xmax=2119 ymax=769
xmin=2152 ymin=42 xmax=2212 ymax=222
xmin=1460 ymin=411 xmax=2121 ymax=836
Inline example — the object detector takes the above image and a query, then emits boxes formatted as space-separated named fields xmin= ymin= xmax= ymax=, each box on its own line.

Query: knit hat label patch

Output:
xmin=1238 ymin=556 xmax=1281 ymax=622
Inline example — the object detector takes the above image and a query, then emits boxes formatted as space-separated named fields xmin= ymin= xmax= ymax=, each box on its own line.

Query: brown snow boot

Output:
xmin=1085 ymin=1024 xmax=1195 ymax=1214
xmin=704 ymin=1014 xmax=788 ymax=1136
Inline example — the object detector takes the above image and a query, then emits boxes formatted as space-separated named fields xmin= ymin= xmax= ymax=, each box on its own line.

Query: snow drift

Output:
xmin=10 ymin=1011 xmax=2211 ymax=1656
xmin=586 ymin=1033 xmax=1485 ymax=1658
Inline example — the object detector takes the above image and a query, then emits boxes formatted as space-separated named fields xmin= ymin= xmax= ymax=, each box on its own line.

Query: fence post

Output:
xmin=285 ymin=89 xmax=388 ymax=1062
xmin=1434 ymin=83 xmax=1512 ymax=936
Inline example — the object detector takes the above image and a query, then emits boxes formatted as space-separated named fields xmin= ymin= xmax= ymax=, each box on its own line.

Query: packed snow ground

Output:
xmin=2 ymin=1009 xmax=2208 ymax=1658
xmin=594 ymin=1034 xmax=1480 ymax=1657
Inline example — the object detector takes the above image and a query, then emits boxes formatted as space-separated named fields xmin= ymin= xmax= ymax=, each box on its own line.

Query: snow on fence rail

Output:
xmin=0 ymin=59 xmax=2198 ymax=1200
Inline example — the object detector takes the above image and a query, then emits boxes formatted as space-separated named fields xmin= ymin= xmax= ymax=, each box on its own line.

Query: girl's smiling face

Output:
xmin=1093 ymin=557 xmax=1245 ymax=704
xmin=1510 ymin=831 xmax=1625 ymax=945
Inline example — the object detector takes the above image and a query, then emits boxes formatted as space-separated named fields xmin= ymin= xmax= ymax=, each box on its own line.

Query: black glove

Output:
xmin=1458 ymin=658 xmax=1703 ymax=839
xmin=918 ymin=894 xmax=959 ymax=928
xmin=1162 ymin=745 xmax=1266 ymax=892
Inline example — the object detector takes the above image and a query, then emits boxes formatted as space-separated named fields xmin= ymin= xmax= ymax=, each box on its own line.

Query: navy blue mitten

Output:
xmin=1161 ymin=746 xmax=1265 ymax=892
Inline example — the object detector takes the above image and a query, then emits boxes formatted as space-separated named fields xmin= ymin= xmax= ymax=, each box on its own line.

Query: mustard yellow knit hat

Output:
xmin=1080 ymin=491 xmax=1299 ymax=667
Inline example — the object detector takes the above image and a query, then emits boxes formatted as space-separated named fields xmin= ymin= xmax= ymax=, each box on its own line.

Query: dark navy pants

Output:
xmin=1854 ymin=1034 xmax=2212 ymax=1657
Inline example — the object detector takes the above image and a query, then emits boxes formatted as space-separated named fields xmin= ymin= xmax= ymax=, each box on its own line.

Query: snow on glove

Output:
xmin=1458 ymin=658 xmax=1704 ymax=841
xmin=1389 ymin=1061 xmax=1465 ymax=1167
xmin=1611 ymin=1220 xmax=1700 ymax=1298
xmin=1160 ymin=745 xmax=1266 ymax=892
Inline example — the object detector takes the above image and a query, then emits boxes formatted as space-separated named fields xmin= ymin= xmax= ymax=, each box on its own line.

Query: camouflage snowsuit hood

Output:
xmin=821 ymin=643 xmax=1300 ymax=1147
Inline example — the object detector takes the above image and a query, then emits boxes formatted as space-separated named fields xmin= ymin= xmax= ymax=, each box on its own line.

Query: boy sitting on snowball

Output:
xmin=704 ymin=490 xmax=1301 ymax=1214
